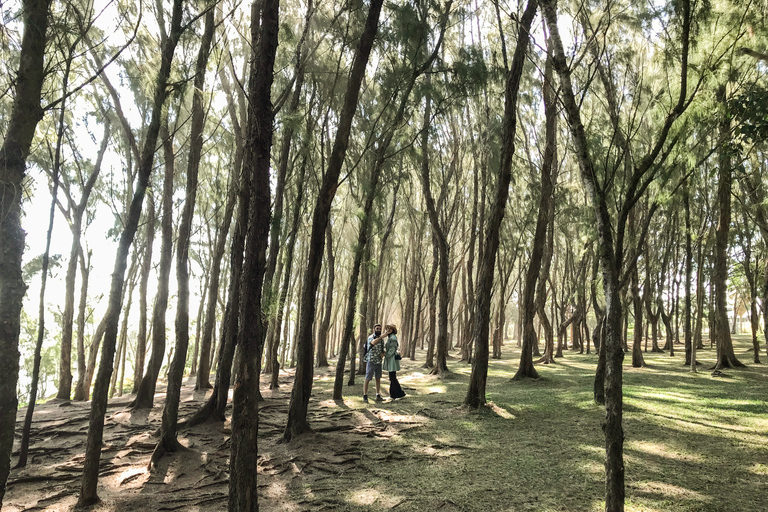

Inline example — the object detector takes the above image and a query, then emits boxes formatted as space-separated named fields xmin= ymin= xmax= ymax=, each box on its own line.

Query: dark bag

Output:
xmin=395 ymin=352 xmax=402 ymax=360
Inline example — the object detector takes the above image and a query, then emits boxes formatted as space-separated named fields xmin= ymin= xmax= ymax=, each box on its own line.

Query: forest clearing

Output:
xmin=5 ymin=336 xmax=767 ymax=512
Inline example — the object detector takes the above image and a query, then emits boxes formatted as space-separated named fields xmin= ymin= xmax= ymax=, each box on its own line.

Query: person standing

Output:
xmin=382 ymin=324 xmax=405 ymax=399
xmin=363 ymin=324 xmax=389 ymax=403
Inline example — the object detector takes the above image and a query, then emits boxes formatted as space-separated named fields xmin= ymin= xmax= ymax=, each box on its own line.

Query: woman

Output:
xmin=381 ymin=324 xmax=406 ymax=399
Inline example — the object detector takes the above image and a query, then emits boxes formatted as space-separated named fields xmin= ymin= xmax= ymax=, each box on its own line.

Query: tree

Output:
xmin=283 ymin=0 xmax=384 ymax=442
xmin=229 ymin=0 xmax=279 ymax=506
xmin=77 ymin=0 xmax=185 ymax=504
xmin=0 ymin=0 xmax=53 ymax=505
xmin=465 ymin=0 xmax=539 ymax=407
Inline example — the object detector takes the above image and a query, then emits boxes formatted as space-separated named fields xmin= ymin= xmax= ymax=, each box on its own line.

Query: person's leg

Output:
xmin=364 ymin=378 xmax=370 ymax=396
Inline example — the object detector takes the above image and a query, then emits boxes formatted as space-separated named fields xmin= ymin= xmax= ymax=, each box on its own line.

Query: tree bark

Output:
xmin=713 ymin=85 xmax=744 ymax=370
xmin=131 ymin=122 xmax=176 ymax=410
xmin=150 ymin=5 xmax=215 ymax=463
xmin=316 ymin=222 xmax=334 ymax=367
xmin=465 ymin=0 xmax=538 ymax=406
xmin=77 ymin=0 xmax=184 ymax=504
xmin=229 ymin=0 xmax=279 ymax=507
xmin=420 ymin=73 xmax=451 ymax=377
xmin=283 ymin=0 xmax=383 ymax=442
xmin=684 ymin=185 xmax=693 ymax=367
xmin=134 ymin=195 xmax=155 ymax=392
xmin=513 ymin=33 xmax=556 ymax=380
xmin=0 ymin=0 xmax=52 ymax=503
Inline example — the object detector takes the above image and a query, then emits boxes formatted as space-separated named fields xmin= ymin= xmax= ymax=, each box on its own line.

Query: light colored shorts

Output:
xmin=365 ymin=362 xmax=382 ymax=380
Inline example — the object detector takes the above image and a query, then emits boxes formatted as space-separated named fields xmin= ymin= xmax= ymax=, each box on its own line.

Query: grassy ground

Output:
xmin=261 ymin=334 xmax=768 ymax=512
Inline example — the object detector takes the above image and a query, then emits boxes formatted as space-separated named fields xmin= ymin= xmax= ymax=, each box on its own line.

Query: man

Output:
xmin=363 ymin=323 xmax=386 ymax=403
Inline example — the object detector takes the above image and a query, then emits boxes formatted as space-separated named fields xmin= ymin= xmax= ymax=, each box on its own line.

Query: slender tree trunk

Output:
xmin=465 ymin=0 xmax=538 ymax=406
xmin=75 ymin=315 xmax=105 ymax=401
xmin=77 ymin=1 xmax=184 ymax=504
xmin=0 ymin=1 xmax=51 ymax=501
xmin=134 ymin=196 xmax=155 ymax=393
xmin=131 ymin=123 xmax=176 ymax=410
xmin=150 ymin=6 xmax=215 ymax=464
xmin=17 ymin=82 xmax=67 ymax=465
xmin=76 ymin=250 xmax=92 ymax=397
xmin=58 ymin=123 xmax=109 ymax=400
xmin=684 ymin=186 xmax=693 ymax=367
xmin=316 ymin=222 xmax=334 ymax=367
xmin=283 ymin=0 xmax=383 ymax=442
xmin=420 ymin=74 xmax=451 ymax=377
xmin=513 ymin=33 xmax=555 ymax=380
xmin=713 ymin=85 xmax=744 ymax=370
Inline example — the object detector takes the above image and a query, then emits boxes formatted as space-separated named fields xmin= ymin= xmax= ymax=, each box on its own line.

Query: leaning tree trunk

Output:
xmin=77 ymin=0 xmax=184 ymax=505
xmin=229 ymin=0 xmax=279 ymax=506
xmin=465 ymin=0 xmax=538 ymax=407
xmin=0 ymin=0 xmax=52 ymax=503
xmin=195 ymin=41 xmax=244 ymax=391
xmin=283 ymin=0 xmax=384 ymax=442
xmin=269 ymin=143 xmax=308 ymax=389
xmin=151 ymin=6 xmax=214 ymax=465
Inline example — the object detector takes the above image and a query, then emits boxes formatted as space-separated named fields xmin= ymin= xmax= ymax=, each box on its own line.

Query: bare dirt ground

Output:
xmin=5 ymin=357 xmax=453 ymax=512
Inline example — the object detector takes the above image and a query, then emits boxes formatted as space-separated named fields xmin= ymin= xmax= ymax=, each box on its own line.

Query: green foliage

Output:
xmin=731 ymin=87 xmax=768 ymax=144
xmin=22 ymin=253 xmax=63 ymax=281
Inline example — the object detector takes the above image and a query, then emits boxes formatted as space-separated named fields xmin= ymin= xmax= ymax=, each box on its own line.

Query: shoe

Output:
xmin=375 ymin=394 xmax=384 ymax=402
xmin=363 ymin=395 xmax=369 ymax=403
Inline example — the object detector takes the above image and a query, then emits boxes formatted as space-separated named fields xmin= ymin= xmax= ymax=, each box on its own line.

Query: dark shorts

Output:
xmin=365 ymin=362 xmax=382 ymax=380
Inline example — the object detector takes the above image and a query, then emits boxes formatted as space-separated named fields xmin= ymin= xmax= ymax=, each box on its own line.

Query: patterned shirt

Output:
xmin=365 ymin=333 xmax=384 ymax=363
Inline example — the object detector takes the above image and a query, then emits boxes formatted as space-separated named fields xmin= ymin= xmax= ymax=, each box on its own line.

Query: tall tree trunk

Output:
xmin=0 ymin=0 xmax=52 ymax=502
xmin=76 ymin=249 xmax=92 ymax=398
xmin=684 ymin=185 xmax=693 ymax=367
xmin=151 ymin=5 xmax=215 ymax=464
xmin=17 ymin=67 xmax=67 ymax=465
xmin=269 ymin=142 xmax=308 ymax=388
xmin=420 ymin=73 xmax=450 ymax=377
xmin=195 ymin=32 xmax=244 ymax=391
xmin=713 ymin=85 xmax=744 ymax=370
xmin=131 ymin=122 xmax=176 ymax=410
xmin=513 ymin=31 xmax=555 ymax=380
xmin=134 ymin=196 xmax=156 ymax=393
xmin=77 ymin=0 xmax=184 ymax=504
xmin=229 ymin=0 xmax=279 ymax=506
xmin=465 ymin=0 xmax=538 ymax=406
xmin=316 ymin=222 xmax=334 ymax=367
xmin=283 ymin=0 xmax=383 ymax=442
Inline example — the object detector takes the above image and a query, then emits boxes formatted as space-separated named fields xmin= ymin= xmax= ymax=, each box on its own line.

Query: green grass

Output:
xmin=264 ymin=335 xmax=768 ymax=512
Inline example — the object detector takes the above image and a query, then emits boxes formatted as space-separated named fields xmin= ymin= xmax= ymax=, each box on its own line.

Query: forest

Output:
xmin=1 ymin=0 xmax=767 ymax=510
